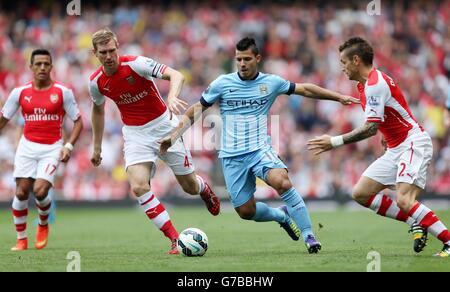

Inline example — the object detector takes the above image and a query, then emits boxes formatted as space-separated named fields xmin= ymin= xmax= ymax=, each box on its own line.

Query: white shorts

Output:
xmin=362 ymin=131 xmax=433 ymax=189
xmin=122 ymin=109 xmax=195 ymax=176
xmin=14 ymin=137 xmax=62 ymax=185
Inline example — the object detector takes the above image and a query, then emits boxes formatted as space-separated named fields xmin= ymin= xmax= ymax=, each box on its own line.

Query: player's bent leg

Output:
xmin=127 ymin=163 xmax=152 ymax=197
xmin=33 ymin=179 xmax=53 ymax=250
xmin=175 ymin=172 xmax=199 ymax=195
xmin=235 ymin=198 xmax=257 ymax=220
xmin=277 ymin=205 xmax=300 ymax=241
xmin=128 ymin=162 xmax=179 ymax=254
xmin=352 ymin=176 xmax=386 ymax=206
xmin=396 ymin=183 xmax=427 ymax=252
xmin=235 ymin=198 xmax=299 ymax=240
xmin=398 ymin=183 xmax=450 ymax=256
xmin=175 ymin=173 xmax=220 ymax=216
xmin=355 ymin=177 xmax=426 ymax=252
xmin=354 ymin=177 xmax=416 ymax=225
xmin=11 ymin=178 xmax=33 ymax=251
xmin=265 ymin=169 xmax=320 ymax=252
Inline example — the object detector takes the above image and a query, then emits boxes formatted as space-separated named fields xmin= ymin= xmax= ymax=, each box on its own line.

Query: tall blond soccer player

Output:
xmin=88 ymin=28 xmax=220 ymax=254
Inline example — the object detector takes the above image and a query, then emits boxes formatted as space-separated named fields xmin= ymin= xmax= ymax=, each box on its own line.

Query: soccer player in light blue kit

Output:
xmin=160 ymin=37 xmax=358 ymax=253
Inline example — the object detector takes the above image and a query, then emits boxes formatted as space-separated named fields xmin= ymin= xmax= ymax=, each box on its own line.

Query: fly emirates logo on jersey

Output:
xmin=24 ymin=108 xmax=60 ymax=122
xmin=117 ymin=90 xmax=149 ymax=105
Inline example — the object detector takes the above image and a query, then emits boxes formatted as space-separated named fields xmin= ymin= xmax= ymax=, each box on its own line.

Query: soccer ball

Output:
xmin=177 ymin=227 xmax=208 ymax=256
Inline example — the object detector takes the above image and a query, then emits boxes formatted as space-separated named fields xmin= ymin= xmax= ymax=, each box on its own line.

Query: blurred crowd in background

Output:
xmin=0 ymin=0 xmax=449 ymax=201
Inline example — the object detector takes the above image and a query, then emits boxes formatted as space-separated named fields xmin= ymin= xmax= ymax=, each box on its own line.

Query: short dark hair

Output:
xmin=339 ymin=37 xmax=374 ymax=65
xmin=30 ymin=49 xmax=52 ymax=65
xmin=236 ymin=37 xmax=259 ymax=55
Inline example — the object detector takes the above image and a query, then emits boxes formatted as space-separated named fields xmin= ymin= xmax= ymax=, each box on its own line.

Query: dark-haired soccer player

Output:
xmin=308 ymin=37 xmax=450 ymax=257
xmin=161 ymin=37 xmax=358 ymax=253
xmin=0 ymin=49 xmax=83 ymax=251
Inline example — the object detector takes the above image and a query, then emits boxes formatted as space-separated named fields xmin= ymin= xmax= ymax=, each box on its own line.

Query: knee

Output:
xmin=396 ymin=195 xmax=414 ymax=214
xmin=15 ymin=188 xmax=30 ymax=201
xmin=351 ymin=187 xmax=370 ymax=206
xmin=131 ymin=183 xmax=151 ymax=197
xmin=273 ymin=178 xmax=293 ymax=194
xmin=33 ymin=185 xmax=50 ymax=200
xmin=236 ymin=206 xmax=256 ymax=220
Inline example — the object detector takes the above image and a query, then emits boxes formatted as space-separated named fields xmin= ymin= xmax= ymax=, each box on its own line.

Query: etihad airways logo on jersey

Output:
xmin=227 ymin=98 xmax=268 ymax=109
xmin=117 ymin=90 xmax=149 ymax=105
xmin=24 ymin=108 xmax=60 ymax=122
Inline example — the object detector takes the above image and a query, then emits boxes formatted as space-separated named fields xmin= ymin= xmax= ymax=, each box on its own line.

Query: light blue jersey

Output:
xmin=198 ymin=71 xmax=316 ymax=243
xmin=446 ymin=87 xmax=450 ymax=110
xmin=201 ymin=72 xmax=295 ymax=158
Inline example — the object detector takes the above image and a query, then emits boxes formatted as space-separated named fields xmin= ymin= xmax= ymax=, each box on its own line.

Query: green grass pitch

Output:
xmin=0 ymin=207 xmax=449 ymax=272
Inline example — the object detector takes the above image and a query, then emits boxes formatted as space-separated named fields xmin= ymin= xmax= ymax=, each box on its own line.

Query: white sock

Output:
xmin=196 ymin=175 xmax=205 ymax=194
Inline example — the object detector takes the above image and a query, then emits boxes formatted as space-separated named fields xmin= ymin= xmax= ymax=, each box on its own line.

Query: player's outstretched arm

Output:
xmin=295 ymin=83 xmax=359 ymax=105
xmin=159 ymin=101 xmax=207 ymax=154
xmin=307 ymin=121 xmax=379 ymax=155
xmin=162 ymin=67 xmax=188 ymax=115
xmin=91 ymin=102 xmax=105 ymax=166
xmin=60 ymin=117 xmax=83 ymax=163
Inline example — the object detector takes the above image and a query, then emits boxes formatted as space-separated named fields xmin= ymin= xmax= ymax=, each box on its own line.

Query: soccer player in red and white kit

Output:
xmin=88 ymin=28 xmax=220 ymax=254
xmin=0 ymin=49 xmax=83 ymax=251
xmin=307 ymin=37 xmax=450 ymax=257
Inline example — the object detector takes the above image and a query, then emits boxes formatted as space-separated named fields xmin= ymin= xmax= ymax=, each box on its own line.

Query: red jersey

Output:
xmin=89 ymin=55 xmax=168 ymax=126
xmin=357 ymin=68 xmax=423 ymax=148
xmin=1 ymin=81 xmax=81 ymax=144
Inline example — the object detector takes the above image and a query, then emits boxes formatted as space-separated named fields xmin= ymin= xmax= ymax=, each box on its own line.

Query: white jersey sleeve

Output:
xmin=89 ymin=76 xmax=106 ymax=106
xmin=126 ymin=56 xmax=168 ymax=80
xmin=62 ymin=88 xmax=81 ymax=121
xmin=1 ymin=87 xmax=22 ymax=119
xmin=364 ymin=76 xmax=390 ymax=123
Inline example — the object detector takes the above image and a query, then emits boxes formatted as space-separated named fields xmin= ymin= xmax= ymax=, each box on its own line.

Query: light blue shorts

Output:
xmin=220 ymin=147 xmax=287 ymax=208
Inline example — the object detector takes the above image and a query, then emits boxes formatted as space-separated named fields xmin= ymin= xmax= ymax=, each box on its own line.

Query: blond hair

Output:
xmin=92 ymin=28 xmax=118 ymax=51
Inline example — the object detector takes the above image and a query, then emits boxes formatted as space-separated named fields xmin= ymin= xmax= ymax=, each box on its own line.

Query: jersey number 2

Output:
xmin=398 ymin=162 xmax=406 ymax=177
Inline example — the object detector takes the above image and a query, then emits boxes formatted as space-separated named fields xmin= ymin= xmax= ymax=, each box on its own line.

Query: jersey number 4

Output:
xmin=184 ymin=155 xmax=191 ymax=168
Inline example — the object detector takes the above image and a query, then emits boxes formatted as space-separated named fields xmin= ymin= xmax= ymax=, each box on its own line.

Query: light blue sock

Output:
xmin=251 ymin=202 xmax=286 ymax=223
xmin=281 ymin=188 xmax=314 ymax=241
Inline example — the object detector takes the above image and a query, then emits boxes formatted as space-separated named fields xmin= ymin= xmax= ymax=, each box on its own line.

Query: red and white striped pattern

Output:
xmin=366 ymin=194 xmax=415 ymax=225
xmin=12 ymin=196 xmax=28 ymax=239
xmin=408 ymin=202 xmax=450 ymax=244
xmin=138 ymin=191 xmax=178 ymax=240
xmin=36 ymin=196 xmax=52 ymax=226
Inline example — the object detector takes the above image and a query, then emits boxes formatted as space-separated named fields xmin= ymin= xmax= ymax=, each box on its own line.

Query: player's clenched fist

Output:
xmin=159 ymin=136 xmax=172 ymax=155
xmin=60 ymin=147 xmax=72 ymax=163
xmin=91 ymin=150 xmax=102 ymax=166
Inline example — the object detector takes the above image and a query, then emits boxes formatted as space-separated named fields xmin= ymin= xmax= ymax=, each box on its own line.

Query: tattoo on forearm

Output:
xmin=343 ymin=122 xmax=379 ymax=144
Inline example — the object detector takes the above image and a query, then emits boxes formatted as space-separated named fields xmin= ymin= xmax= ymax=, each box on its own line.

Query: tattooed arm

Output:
xmin=307 ymin=122 xmax=379 ymax=155
xmin=343 ymin=122 xmax=379 ymax=144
